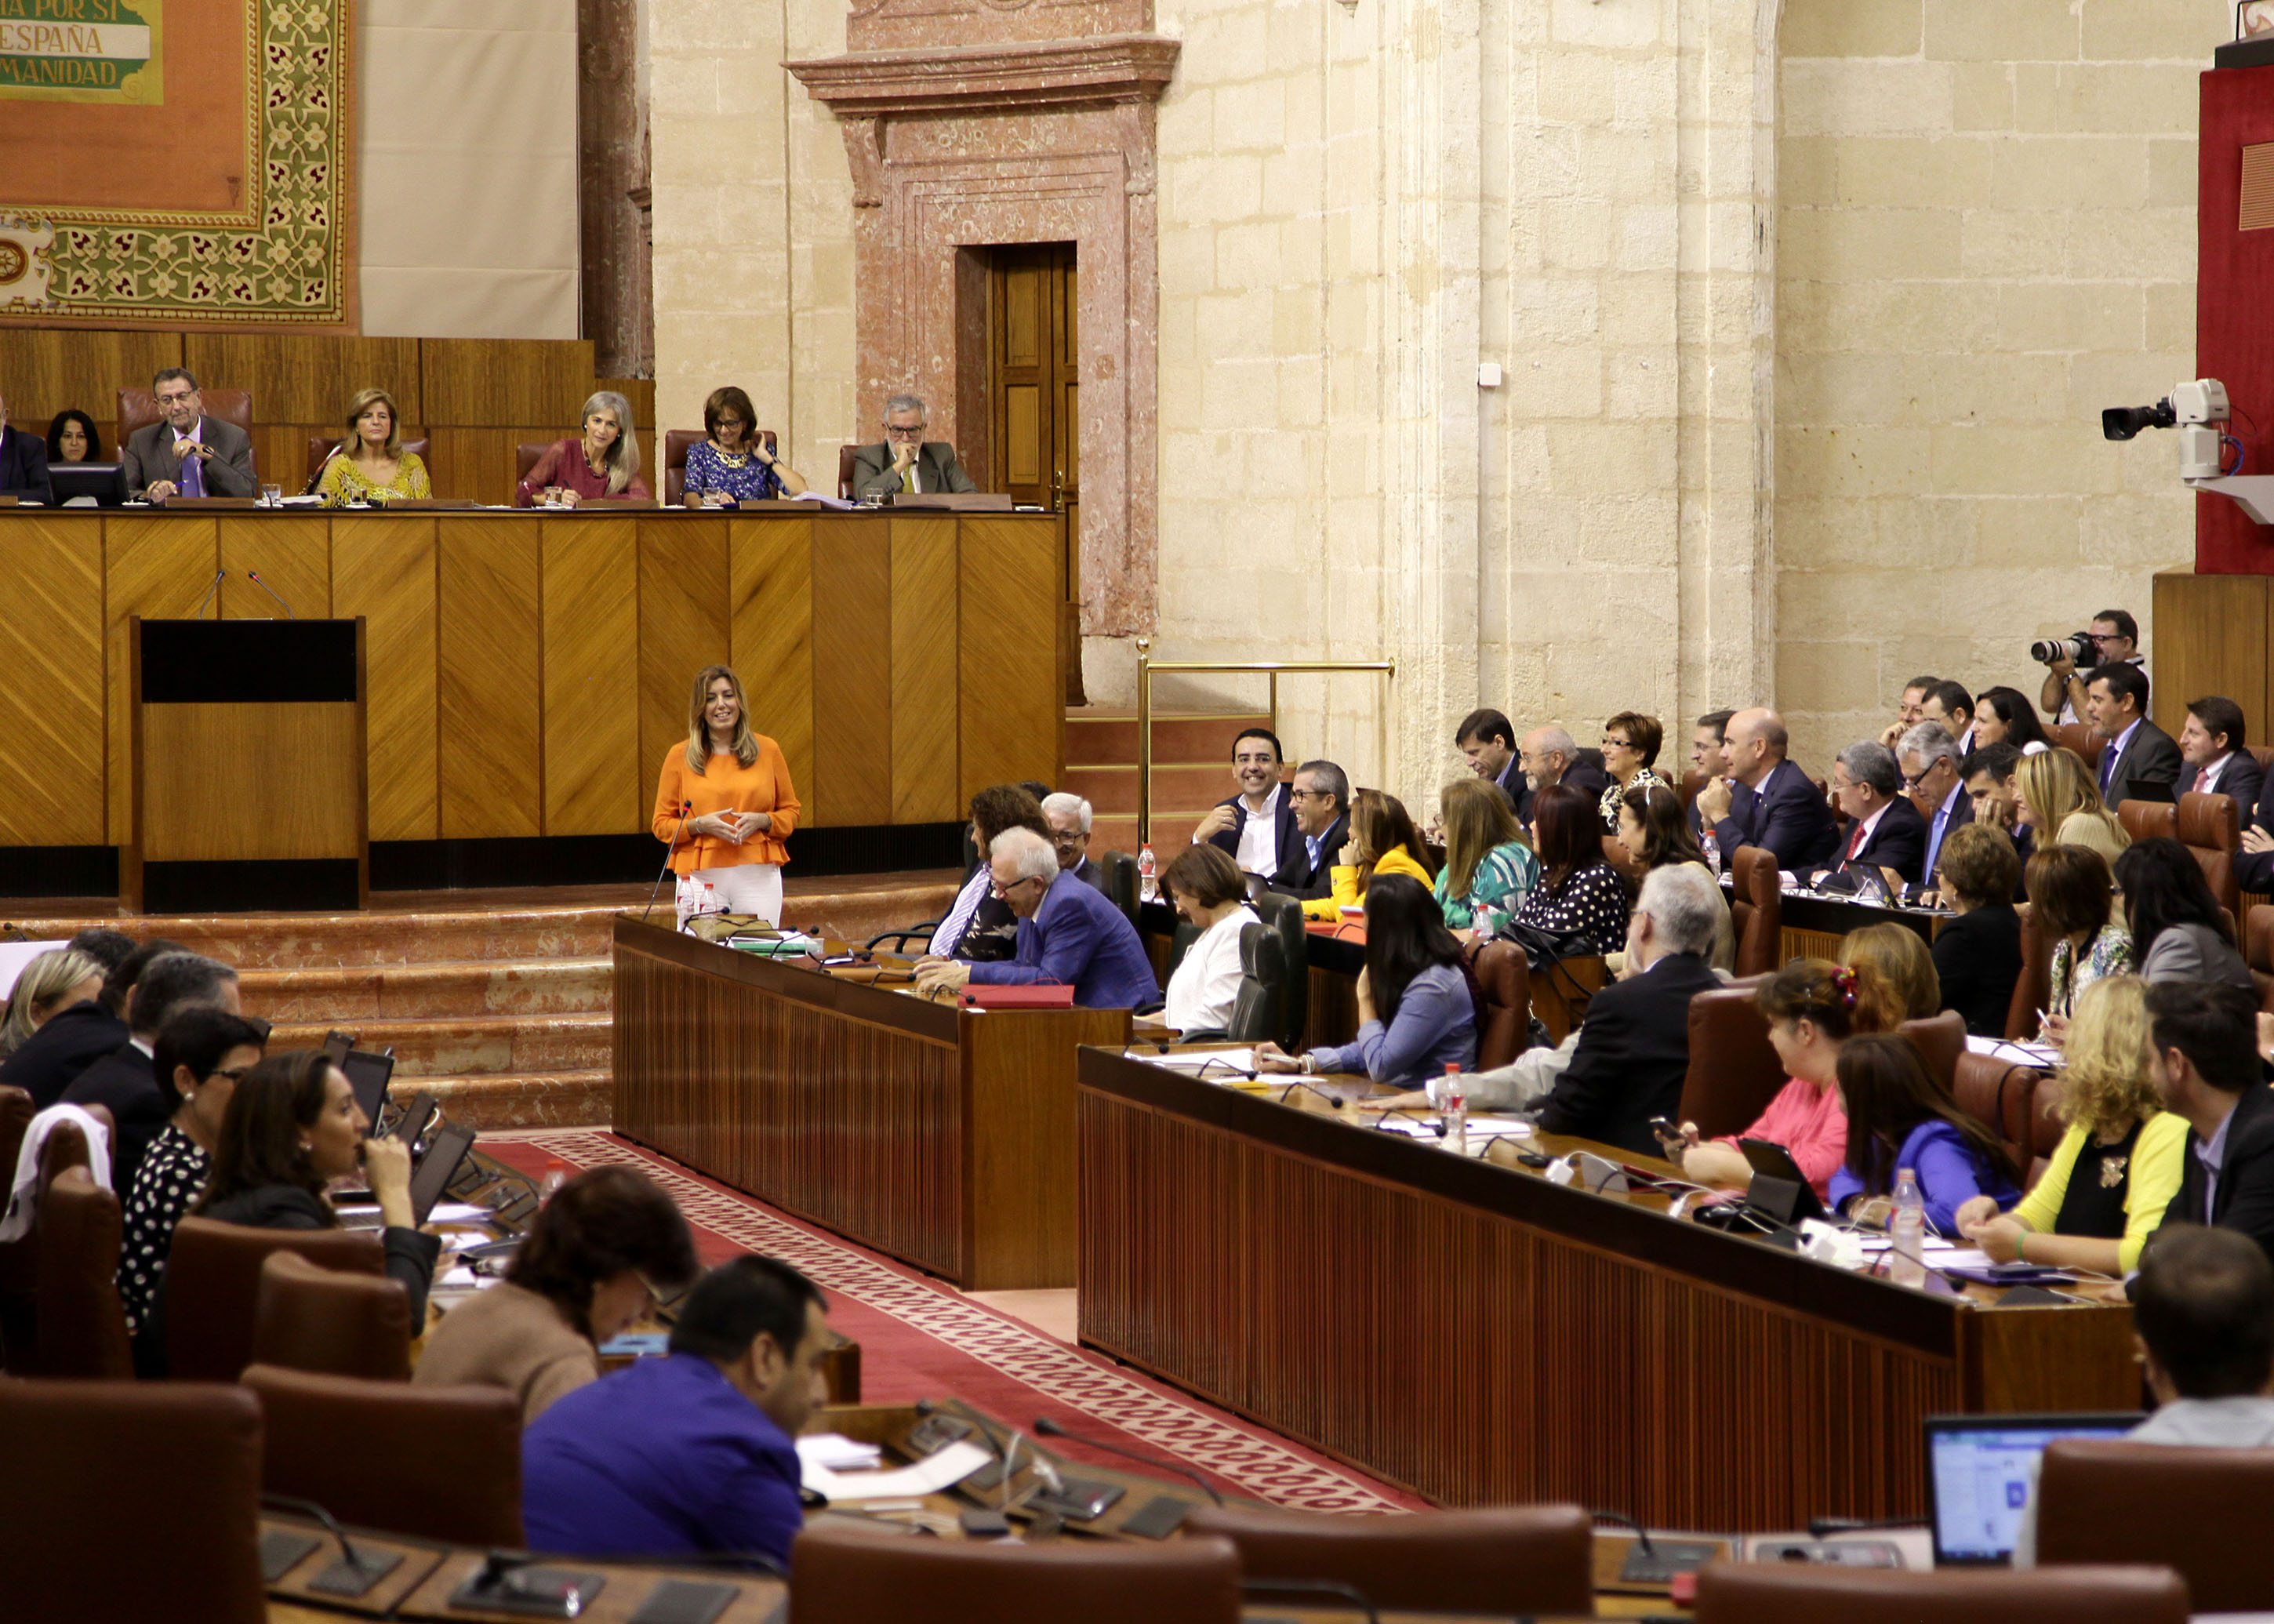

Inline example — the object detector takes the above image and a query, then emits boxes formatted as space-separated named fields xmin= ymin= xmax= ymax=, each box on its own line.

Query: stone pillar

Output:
xmin=579 ymin=0 xmax=652 ymax=377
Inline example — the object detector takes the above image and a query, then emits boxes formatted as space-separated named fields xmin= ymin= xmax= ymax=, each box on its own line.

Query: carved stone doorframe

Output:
xmin=787 ymin=36 xmax=1177 ymax=636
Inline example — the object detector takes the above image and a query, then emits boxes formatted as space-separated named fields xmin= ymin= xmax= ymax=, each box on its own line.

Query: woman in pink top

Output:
xmin=1655 ymin=957 xmax=1902 ymax=1198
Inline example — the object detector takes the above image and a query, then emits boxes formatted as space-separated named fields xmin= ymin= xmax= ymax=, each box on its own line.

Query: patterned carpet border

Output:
xmin=491 ymin=1128 xmax=1411 ymax=1514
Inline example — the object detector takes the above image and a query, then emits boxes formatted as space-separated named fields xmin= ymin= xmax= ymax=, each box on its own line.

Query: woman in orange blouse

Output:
xmin=652 ymin=664 xmax=801 ymax=928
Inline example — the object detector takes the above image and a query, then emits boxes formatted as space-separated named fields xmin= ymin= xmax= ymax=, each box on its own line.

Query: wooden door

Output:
xmin=990 ymin=243 xmax=1077 ymax=512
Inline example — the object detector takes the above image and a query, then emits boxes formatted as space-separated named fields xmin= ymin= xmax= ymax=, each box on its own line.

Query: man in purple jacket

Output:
xmin=914 ymin=828 xmax=1159 ymax=1008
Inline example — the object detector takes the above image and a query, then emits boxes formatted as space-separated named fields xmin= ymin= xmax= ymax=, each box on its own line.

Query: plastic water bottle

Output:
xmin=1443 ymin=1063 xmax=1467 ymax=1158
xmin=1701 ymin=827 xmax=1722 ymax=877
xmin=540 ymin=1159 xmax=568 ymax=1202
xmin=1888 ymin=1168 xmax=1927 ymax=1287
xmin=1137 ymin=842 xmax=1157 ymax=902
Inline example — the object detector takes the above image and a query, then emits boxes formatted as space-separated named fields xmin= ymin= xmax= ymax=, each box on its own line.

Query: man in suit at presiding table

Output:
xmin=850 ymin=394 xmax=978 ymax=500
xmin=1695 ymin=706 xmax=1840 ymax=873
xmin=914 ymin=828 xmax=1157 ymax=1008
xmin=122 ymin=369 xmax=258 ymax=501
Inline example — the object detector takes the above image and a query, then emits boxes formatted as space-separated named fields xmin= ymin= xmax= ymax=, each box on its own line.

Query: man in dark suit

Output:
xmin=2087 ymin=660 xmax=2181 ymax=805
xmin=2178 ymin=696 xmax=2265 ymax=815
xmin=1686 ymin=709 xmax=1751 ymax=841
xmin=62 ymin=950 xmax=241 ymax=1194
xmin=121 ymin=369 xmax=258 ymax=500
xmin=1516 ymin=725 xmax=1610 ymax=825
xmin=1819 ymin=741 xmax=1929 ymax=887
xmin=1455 ymin=708 xmax=1525 ymax=810
xmin=1961 ymin=742 xmax=2032 ymax=902
xmin=1041 ymin=791 xmax=1104 ymax=891
xmin=1898 ymin=721 xmax=1974 ymax=886
xmin=1276 ymin=759 xmax=1350 ymax=901
xmin=1528 ymin=866 xmax=1727 ymax=1157
xmin=2149 ymin=980 xmax=2274 ymax=1266
xmin=848 ymin=394 xmax=978 ymax=500
xmin=1195 ymin=725 xmax=1306 ymax=886
xmin=0 ymin=388 xmax=53 ymax=505
xmin=1696 ymin=707 xmax=1840 ymax=873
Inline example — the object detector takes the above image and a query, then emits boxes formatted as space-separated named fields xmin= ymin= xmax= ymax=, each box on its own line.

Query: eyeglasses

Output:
xmin=1604 ymin=736 xmax=1634 ymax=750
xmin=1288 ymin=788 xmax=1328 ymax=801
xmin=1050 ymin=830 xmax=1088 ymax=846
xmin=885 ymin=423 xmax=925 ymax=439
xmin=155 ymin=390 xmax=198 ymax=406
xmin=989 ymin=874 xmax=1044 ymax=898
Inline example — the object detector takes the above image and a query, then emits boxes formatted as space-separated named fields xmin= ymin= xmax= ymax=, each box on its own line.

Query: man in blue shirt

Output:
xmin=521 ymin=1255 xmax=830 ymax=1567
xmin=914 ymin=828 xmax=1158 ymax=1008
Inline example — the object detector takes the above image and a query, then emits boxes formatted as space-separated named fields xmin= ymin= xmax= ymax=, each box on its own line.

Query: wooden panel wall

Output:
xmin=812 ymin=517 xmax=895 ymax=827
xmin=959 ymin=514 xmax=1063 ymax=798
xmin=0 ymin=521 xmax=106 ymax=846
xmin=542 ymin=520 xmax=641 ymax=835
xmin=732 ymin=517 xmax=816 ymax=824
xmin=637 ymin=516 xmax=731 ymax=808
xmin=218 ymin=516 xmax=332 ymax=622
xmin=891 ymin=516 xmax=961 ymax=823
xmin=2149 ymin=572 xmax=2272 ymax=741
xmin=438 ymin=520 xmax=543 ymax=839
xmin=103 ymin=516 xmax=220 ymax=845
xmin=332 ymin=518 xmax=440 ymax=841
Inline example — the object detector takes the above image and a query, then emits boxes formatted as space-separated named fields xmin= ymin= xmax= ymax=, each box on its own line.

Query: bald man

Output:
xmin=1692 ymin=707 xmax=1839 ymax=871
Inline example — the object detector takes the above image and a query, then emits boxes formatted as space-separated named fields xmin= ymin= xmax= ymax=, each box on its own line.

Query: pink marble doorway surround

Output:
xmin=788 ymin=24 xmax=1177 ymax=636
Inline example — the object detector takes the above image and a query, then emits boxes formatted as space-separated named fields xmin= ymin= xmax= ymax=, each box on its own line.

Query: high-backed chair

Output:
xmin=1950 ymin=1053 xmax=2039 ymax=1175
xmin=34 ymin=1166 xmax=130 ymax=1379
xmin=1679 ymin=768 xmax=1705 ymax=808
xmin=1182 ymin=1502 xmax=1593 ymax=1616
xmin=303 ymin=433 xmax=432 ymax=490
xmin=1249 ymin=888 xmax=1307 ymax=1049
xmin=1215 ymin=924 xmax=1285 ymax=1045
xmin=1727 ymin=845 xmax=1782 ymax=979
xmin=1692 ymin=1562 xmax=2188 ymax=1624
xmin=663 ymin=427 xmax=703 ymax=504
xmin=250 ymin=1249 xmax=412 ymax=1381
xmin=1900 ymin=1009 xmax=1967 ymax=1097
xmin=0 ymin=1109 xmax=100 ymax=1371
xmin=1680 ymin=984 xmax=1786 ymax=1141
xmin=2035 ymin=1438 xmax=2274 ymax=1613
xmin=837 ymin=443 xmax=861 ymax=500
xmin=790 ymin=1523 xmax=1243 ymax=1624
xmin=1531 ymin=955 xmax=1607 ymax=1046
xmin=1099 ymin=848 xmax=1142 ymax=933
xmin=2005 ymin=903 xmax=2054 ymax=1040
xmin=118 ymin=387 xmax=253 ymax=442
xmin=165 ymin=1216 xmax=386 ymax=1382
xmin=2247 ymin=903 xmax=2274 ymax=1008
xmin=2176 ymin=790 xmax=2243 ymax=925
xmin=516 ymin=441 xmax=552 ymax=489
xmin=0 ymin=1379 xmax=267 ymax=1624
xmin=2116 ymin=798 xmax=2176 ymax=846
xmin=2048 ymin=723 xmax=2103 ymax=764
xmin=240 ymin=1364 xmax=524 ymax=1547
xmin=1471 ymin=939 xmax=1530 ymax=1071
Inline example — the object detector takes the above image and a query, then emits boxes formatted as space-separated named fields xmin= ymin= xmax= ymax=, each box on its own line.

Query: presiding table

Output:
xmin=1076 ymin=1045 xmax=2138 ymax=1531
xmin=612 ymin=914 xmax=1129 ymax=1289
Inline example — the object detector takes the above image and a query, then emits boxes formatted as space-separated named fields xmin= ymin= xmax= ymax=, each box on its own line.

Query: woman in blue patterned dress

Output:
xmin=681 ymin=386 xmax=809 ymax=507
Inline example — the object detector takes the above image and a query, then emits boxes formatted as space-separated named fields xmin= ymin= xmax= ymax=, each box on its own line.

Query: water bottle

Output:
xmin=540 ymin=1158 xmax=568 ymax=1202
xmin=1137 ymin=842 xmax=1157 ymax=902
xmin=1888 ymin=1168 xmax=1927 ymax=1287
xmin=1701 ymin=827 xmax=1722 ymax=877
xmin=1442 ymin=1063 xmax=1467 ymax=1158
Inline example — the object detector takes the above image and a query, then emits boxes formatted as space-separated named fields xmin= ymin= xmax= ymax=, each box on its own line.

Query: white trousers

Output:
xmin=677 ymin=863 xmax=783 ymax=930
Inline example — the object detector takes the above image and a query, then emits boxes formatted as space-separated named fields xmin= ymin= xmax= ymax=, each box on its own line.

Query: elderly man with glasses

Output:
xmin=913 ymin=828 xmax=1157 ymax=1008
xmin=849 ymin=393 xmax=978 ymax=500
xmin=122 ymin=367 xmax=259 ymax=502
xmin=1898 ymin=720 xmax=1974 ymax=888
xmin=1041 ymin=791 xmax=1105 ymax=890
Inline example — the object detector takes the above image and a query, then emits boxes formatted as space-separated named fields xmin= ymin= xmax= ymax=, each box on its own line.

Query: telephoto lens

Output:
xmin=2102 ymin=400 xmax=2174 ymax=441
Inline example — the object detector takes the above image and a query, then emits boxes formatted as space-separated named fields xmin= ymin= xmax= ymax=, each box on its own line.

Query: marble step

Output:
xmin=263 ymin=1014 xmax=610 ymax=1077
xmin=239 ymin=958 xmax=612 ymax=1023
xmin=421 ymin=1069 xmax=610 ymax=1131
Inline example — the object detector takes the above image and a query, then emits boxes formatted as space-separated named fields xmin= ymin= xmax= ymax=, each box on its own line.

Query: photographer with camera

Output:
xmin=2036 ymin=610 xmax=2142 ymax=727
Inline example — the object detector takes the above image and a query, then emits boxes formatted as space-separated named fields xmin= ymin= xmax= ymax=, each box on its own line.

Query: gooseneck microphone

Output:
xmin=247 ymin=570 xmax=296 ymax=619
xmin=1033 ymin=1415 xmax=1224 ymax=1506
xmin=642 ymin=801 xmax=696 ymax=925
xmin=192 ymin=569 xmax=224 ymax=620
xmin=303 ymin=441 xmax=344 ymax=496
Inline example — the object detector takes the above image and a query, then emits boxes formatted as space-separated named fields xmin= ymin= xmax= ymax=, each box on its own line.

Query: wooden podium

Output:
xmin=125 ymin=617 xmax=368 ymax=914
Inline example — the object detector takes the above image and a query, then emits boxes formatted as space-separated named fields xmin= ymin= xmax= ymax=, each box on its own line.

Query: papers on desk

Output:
xmin=1146 ymin=1048 xmax=1255 ymax=1077
xmin=427 ymin=1202 xmax=494 ymax=1226
xmin=800 ymin=1438 xmax=992 ymax=1502
xmin=789 ymin=490 xmax=858 ymax=510
xmin=1966 ymin=1034 xmax=2059 ymax=1068
xmin=728 ymin=931 xmax=822 ymax=956
xmin=796 ymin=1433 xmax=882 ymax=1472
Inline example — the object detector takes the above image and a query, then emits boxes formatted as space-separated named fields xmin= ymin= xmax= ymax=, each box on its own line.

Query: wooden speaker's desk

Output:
xmin=1076 ymin=1047 xmax=2138 ymax=1530
xmin=612 ymin=914 xmax=1128 ymax=1289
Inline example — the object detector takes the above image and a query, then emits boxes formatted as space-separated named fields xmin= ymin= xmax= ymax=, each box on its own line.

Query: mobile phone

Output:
xmin=1648 ymin=1116 xmax=1676 ymax=1139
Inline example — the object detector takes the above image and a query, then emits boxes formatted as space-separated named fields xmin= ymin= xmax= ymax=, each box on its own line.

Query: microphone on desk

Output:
xmin=1033 ymin=1415 xmax=1223 ymax=1506
xmin=642 ymin=801 xmax=696 ymax=926
xmin=248 ymin=570 xmax=296 ymax=619
xmin=192 ymin=568 xmax=224 ymax=620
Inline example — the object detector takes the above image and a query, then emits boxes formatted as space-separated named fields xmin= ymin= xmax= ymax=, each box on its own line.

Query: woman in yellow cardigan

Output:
xmin=652 ymin=664 xmax=801 ymax=928
xmin=1302 ymin=790 xmax=1435 ymax=922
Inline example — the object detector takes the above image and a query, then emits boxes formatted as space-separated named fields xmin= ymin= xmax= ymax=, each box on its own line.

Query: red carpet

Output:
xmin=483 ymin=1130 xmax=1424 ymax=1513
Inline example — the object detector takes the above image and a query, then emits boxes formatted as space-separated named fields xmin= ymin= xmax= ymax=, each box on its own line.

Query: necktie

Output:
xmin=2194 ymin=768 xmax=2213 ymax=794
xmin=179 ymin=431 xmax=204 ymax=497
xmin=2100 ymin=746 xmax=2116 ymax=794
xmin=1847 ymin=817 xmax=1866 ymax=861
xmin=1926 ymin=805 xmax=1948 ymax=879
xmin=902 ymin=462 xmax=917 ymax=494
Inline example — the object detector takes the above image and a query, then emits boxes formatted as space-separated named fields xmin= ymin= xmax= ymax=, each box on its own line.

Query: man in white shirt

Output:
xmin=2179 ymin=696 xmax=2265 ymax=812
xmin=1193 ymin=728 xmax=1303 ymax=885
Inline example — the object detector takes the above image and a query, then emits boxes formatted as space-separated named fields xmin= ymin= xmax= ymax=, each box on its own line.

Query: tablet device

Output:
xmin=388 ymin=1090 xmax=438 ymax=1150
xmin=341 ymin=1048 xmax=395 ymax=1124
xmin=1925 ymin=1412 xmax=2142 ymax=1565
xmin=1738 ymin=1136 xmax=1828 ymax=1226
xmin=408 ymin=1123 xmax=476 ymax=1226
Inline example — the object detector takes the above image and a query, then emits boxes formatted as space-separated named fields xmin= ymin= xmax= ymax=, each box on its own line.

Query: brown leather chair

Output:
xmin=2116 ymin=798 xmax=2176 ymax=846
xmin=2036 ymin=1438 xmax=2274 ymax=1612
xmin=1182 ymin=1502 xmax=1592 ymax=1616
xmin=1471 ymin=939 xmax=1529 ymax=1070
xmin=1679 ymin=983 xmax=1786 ymax=1140
xmin=118 ymin=386 xmax=253 ymax=441
xmin=0 ymin=1108 xmax=102 ymax=1370
xmin=303 ymin=432 xmax=432 ymax=489
xmin=1693 ymin=1561 xmax=2188 ymax=1624
xmin=1950 ymin=1052 xmax=2039 ymax=1175
xmin=35 ymin=1165 xmax=131 ymax=1378
xmin=837 ymin=442 xmax=861 ymax=500
xmin=516 ymin=440 xmax=553 ymax=490
xmin=165 ymin=1215 xmax=387 ymax=1382
xmin=1727 ymin=845 xmax=1782 ymax=979
xmin=790 ymin=1522 xmax=1243 ymax=1624
xmin=1679 ymin=768 xmax=1705 ymax=808
xmin=2048 ymin=722 xmax=2104 ymax=763
xmin=663 ymin=427 xmax=704 ymax=505
xmin=250 ymin=1248 xmax=412 ymax=1380
xmin=2004 ymin=903 xmax=2054 ymax=1040
xmin=2248 ymin=903 xmax=2274 ymax=1009
xmin=2175 ymin=789 xmax=2243 ymax=925
xmin=240 ymin=1364 xmax=524 ymax=1548
xmin=1900 ymin=1008 xmax=1967 ymax=1096
xmin=0 ymin=1379 xmax=267 ymax=1624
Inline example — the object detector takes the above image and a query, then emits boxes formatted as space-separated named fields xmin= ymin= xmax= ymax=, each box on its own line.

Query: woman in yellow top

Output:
xmin=314 ymin=387 xmax=431 ymax=506
xmin=1955 ymin=975 xmax=2185 ymax=1276
xmin=651 ymin=663 xmax=801 ymax=928
xmin=2014 ymin=747 xmax=2129 ymax=866
xmin=1302 ymin=790 xmax=1434 ymax=922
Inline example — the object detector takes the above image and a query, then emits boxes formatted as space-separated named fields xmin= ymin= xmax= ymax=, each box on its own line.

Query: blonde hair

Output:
xmin=2053 ymin=974 xmax=2160 ymax=1140
xmin=340 ymin=387 xmax=404 ymax=459
xmin=1839 ymin=924 xmax=1940 ymax=1023
xmin=0 ymin=948 xmax=101 ymax=1058
xmin=1439 ymin=776 xmax=1523 ymax=899
xmin=2017 ymin=748 xmax=2128 ymax=856
xmin=685 ymin=664 xmax=759 ymax=774
xmin=582 ymin=391 xmax=641 ymax=495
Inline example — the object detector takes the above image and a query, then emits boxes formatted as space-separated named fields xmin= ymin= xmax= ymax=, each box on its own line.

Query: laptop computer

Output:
xmin=1924 ymin=1412 xmax=2143 ymax=1566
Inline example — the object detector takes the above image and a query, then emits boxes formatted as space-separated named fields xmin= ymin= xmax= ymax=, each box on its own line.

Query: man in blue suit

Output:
xmin=915 ymin=828 xmax=1159 ymax=1008
xmin=1818 ymin=740 xmax=1928 ymax=887
xmin=1694 ymin=707 xmax=1840 ymax=873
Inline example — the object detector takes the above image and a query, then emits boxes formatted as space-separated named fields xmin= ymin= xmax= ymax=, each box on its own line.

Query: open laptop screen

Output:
xmin=1926 ymin=1412 xmax=2142 ymax=1565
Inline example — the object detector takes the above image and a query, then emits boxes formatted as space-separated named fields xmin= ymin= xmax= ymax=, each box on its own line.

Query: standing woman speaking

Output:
xmin=653 ymin=664 xmax=801 ymax=927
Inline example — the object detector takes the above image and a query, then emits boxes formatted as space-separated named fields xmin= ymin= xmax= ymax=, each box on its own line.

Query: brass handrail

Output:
xmin=1132 ymin=636 xmax=1397 ymax=846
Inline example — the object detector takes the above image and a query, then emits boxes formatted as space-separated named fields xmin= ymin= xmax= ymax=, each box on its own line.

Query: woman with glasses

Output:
xmin=1597 ymin=711 xmax=1666 ymax=831
xmin=681 ymin=385 xmax=808 ymax=507
xmin=418 ymin=1164 xmax=699 ymax=1422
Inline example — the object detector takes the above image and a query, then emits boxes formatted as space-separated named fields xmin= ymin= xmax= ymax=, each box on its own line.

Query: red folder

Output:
xmin=957 ymin=984 xmax=1075 ymax=1009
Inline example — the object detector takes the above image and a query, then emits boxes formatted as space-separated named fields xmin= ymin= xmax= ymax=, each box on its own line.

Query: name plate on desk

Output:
xmin=958 ymin=984 xmax=1075 ymax=1009
xmin=890 ymin=492 xmax=1015 ymax=511
xmin=159 ymin=496 xmax=263 ymax=508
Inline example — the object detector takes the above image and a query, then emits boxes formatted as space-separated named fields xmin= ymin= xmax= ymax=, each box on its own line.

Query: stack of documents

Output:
xmin=796 ymin=1433 xmax=883 ymax=1472
xmin=798 ymin=1438 xmax=992 ymax=1502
